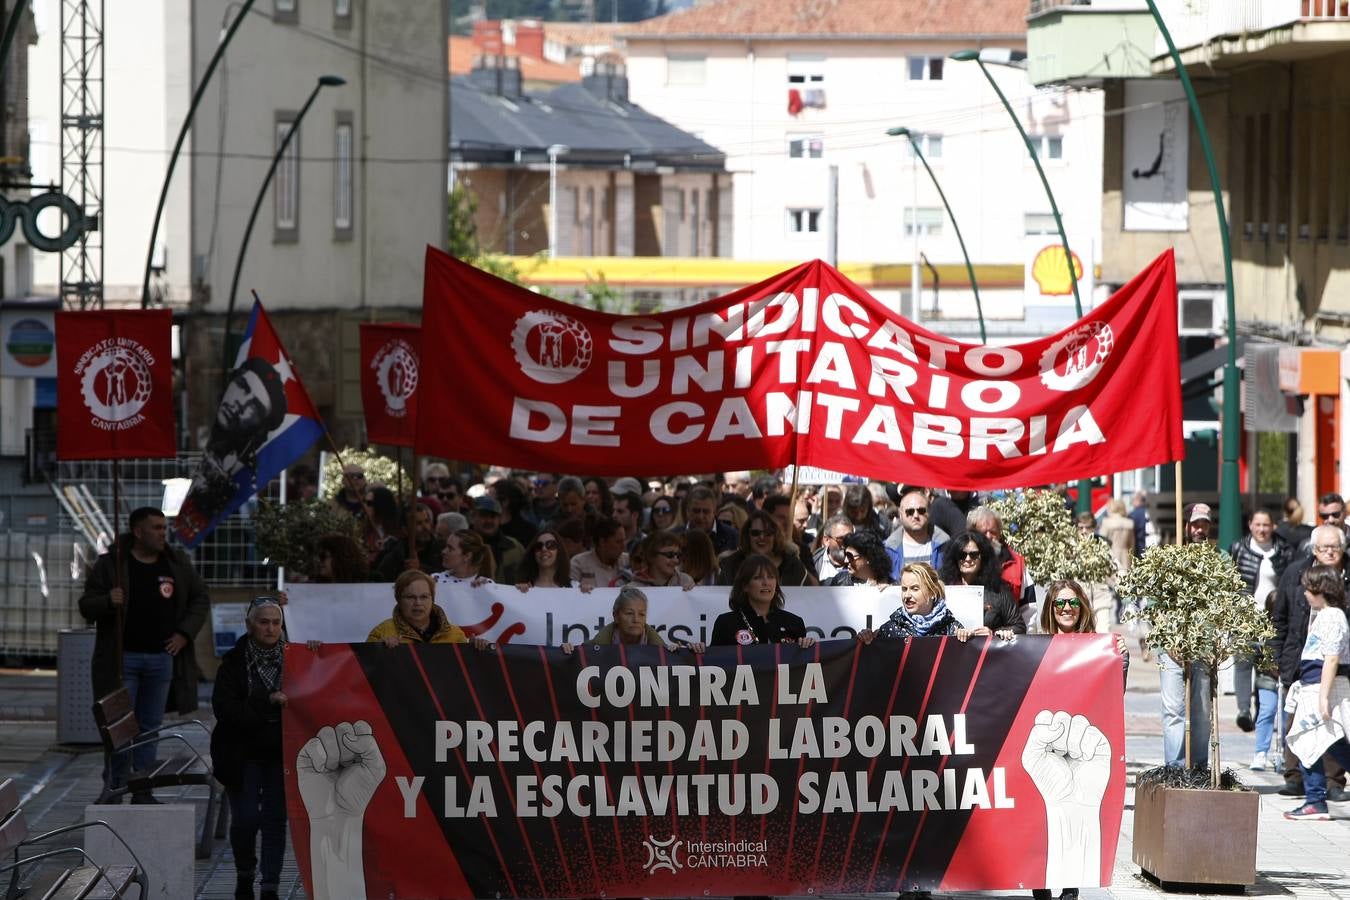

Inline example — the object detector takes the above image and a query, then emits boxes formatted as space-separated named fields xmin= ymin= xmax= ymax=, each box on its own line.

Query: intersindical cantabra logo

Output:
xmin=75 ymin=338 xmax=156 ymax=430
xmin=641 ymin=835 xmax=769 ymax=873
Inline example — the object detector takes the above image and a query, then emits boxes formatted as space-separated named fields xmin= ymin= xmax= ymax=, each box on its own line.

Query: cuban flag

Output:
xmin=174 ymin=299 xmax=325 ymax=548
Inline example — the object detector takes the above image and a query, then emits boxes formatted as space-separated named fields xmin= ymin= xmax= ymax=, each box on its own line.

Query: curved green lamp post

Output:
xmin=886 ymin=126 xmax=986 ymax=344
xmin=952 ymin=47 xmax=1092 ymax=515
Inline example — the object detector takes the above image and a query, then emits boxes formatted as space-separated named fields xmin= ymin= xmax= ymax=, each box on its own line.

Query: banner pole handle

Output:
xmin=277 ymin=465 xmax=287 ymax=591
xmin=112 ymin=459 xmax=125 ymax=682
xmin=1175 ymin=460 xmax=1183 ymax=546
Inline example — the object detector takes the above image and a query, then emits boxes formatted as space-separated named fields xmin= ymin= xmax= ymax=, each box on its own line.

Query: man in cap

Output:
xmin=471 ymin=495 xmax=524 ymax=583
xmin=1184 ymin=502 xmax=1215 ymax=545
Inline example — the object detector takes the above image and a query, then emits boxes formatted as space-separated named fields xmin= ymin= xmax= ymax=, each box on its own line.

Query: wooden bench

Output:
xmin=91 ymin=688 xmax=227 ymax=860
xmin=0 ymin=778 xmax=148 ymax=899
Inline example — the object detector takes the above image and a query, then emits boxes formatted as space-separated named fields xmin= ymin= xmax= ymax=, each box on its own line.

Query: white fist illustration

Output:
xmin=297 ymin=721 xmax=386 ymax=899
xmin=1021 ymin=710 xmax=1110 ymax=890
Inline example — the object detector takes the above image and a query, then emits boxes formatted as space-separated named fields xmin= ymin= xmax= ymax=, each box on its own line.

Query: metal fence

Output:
xmin=0 ymin=454 xmax=278 ymax=660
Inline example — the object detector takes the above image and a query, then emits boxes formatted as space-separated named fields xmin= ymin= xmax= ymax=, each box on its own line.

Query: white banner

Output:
xmin=1123 ymin=79 xmax=1189 ymax=232
xmin=283 ymin=582 xmax=985 ymax=645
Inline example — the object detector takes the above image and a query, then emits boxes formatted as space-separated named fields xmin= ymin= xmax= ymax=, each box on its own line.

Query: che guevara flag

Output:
xmin=174 ymin=300 xmax=324 ymax=547
xmin=416 ymin=247 xmax=1184 ymax=488
xmin=359 ymin=323 xmax=420 ymax=447
xmin=55 ymin=309 xmax=175 ymax=460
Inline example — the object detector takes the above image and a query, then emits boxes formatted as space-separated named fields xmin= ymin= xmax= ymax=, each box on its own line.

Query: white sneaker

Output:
xmin=1251 ymin=751 xmax=1268 ymax=771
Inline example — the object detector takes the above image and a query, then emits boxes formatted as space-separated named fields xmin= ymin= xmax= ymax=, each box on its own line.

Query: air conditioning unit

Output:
xmin=1178 ymin=289 xmax=1222 ymax=335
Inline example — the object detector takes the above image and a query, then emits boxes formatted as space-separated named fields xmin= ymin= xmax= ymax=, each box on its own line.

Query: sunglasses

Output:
xmin=656 ymin=550 xmax=681 ymax=560
xmin=534 ymin=477 xmax=554 ymax=487
xmin=249 ymin=596 xmax=281 ymax=609
xmin=844 ymin=552 xmax=862 ymax=565
xmin=748 ymin=528 xmax=772 ymax=538
xmin=344 ymin=472 xmax=366 ymax=480
xmin=1320 ymin=510 xmax=1345 ymax=520
xmin=536 ymin=540 xmax=558 ymax=551
xmin=653 ymin=506 xmax=673 ymax=515
xmin=903 ymin=507 xmax=928 ymax=516
xmin=1052 ymin=597 xmax=1082 ymax=610
xmin=958 ymin=550 xmax=982 ymax=561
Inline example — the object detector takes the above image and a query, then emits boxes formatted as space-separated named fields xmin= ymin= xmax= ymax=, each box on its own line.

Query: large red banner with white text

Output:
xmin=284 ymin=636 xmax=1126 ymax=899
xmin=417 ymin=248 xmax=1182 ymax=487
xmin=55 ymin=309 xmax=176 ymax=460
xmin=360 ymin=323 xmax=420 ymax=447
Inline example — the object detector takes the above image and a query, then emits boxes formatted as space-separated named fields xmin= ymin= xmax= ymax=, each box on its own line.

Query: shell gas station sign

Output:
xmin=1025 ymin=237 xmax=1094 ymax=306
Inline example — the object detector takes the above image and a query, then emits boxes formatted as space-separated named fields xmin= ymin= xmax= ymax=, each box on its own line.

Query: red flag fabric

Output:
xmin=417 ymin=248 xmax=1183 ymax=489
xmin=359 ymin=323 xmax=420 ymax=447
xmin=55 ymin=309 xmax=175 ymax=460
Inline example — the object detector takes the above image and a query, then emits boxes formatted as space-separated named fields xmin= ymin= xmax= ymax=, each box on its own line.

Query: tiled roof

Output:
xmin=620 ymin=0 xmax=1028 ymax=39
xmin=448 ymin=36 xmax=581 ymax=83
xmin=542 ymin=21 xmax=624 ymax=46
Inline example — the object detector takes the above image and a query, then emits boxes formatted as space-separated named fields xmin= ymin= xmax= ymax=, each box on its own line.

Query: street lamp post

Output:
xmin=953 ymin=47 xmax=1092 ymax=514
xmin=1144 ymin=1 xmax=1241 ymax=550
xmin=222 ymin=75 xmax=346 ymax=374
xmin=886 ymin=126 xmax=986 ymax=344
xmin=141 ymin=0 xmax=259 ymax=308
xmin=547 ymin=144 xmax=569 ymax=259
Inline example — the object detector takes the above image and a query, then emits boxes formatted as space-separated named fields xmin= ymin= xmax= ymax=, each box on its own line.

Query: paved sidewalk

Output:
xmin=3 ymin=660 xmax=1349 ymax=900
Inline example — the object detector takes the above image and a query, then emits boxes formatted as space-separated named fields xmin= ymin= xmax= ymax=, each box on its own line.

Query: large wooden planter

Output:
xmin=1132 ymin=782 xmax=1259 ymax=890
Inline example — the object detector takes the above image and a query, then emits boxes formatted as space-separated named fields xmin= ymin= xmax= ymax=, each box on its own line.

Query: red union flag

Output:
xmin=55 ymin=309 xmax=175 ymax=460
xmin=417 ymin=248 xmax=1183 ymax=488
xmin=359 ymin=323 xmax=420 ymax=447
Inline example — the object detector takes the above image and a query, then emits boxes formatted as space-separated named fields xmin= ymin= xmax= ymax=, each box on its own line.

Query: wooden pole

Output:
xmin=1175 ymin=460 xmax=1184 ymax=546
xmin=112 ymin=460 xmax=125 ymax=682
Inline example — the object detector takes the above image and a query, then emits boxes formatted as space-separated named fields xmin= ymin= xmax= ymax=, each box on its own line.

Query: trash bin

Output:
xmin=57 ymin=627 xmax=99 ymax=744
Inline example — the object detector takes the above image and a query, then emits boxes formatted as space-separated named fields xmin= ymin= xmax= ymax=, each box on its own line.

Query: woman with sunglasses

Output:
xmin=649 ymin=497 xmax=677 ymax=532
xmin=711 ymin=554 xmax=817 ymax=648
xmin=938 ymin=530 xmax=1023 ymax=641
xmin=621 ymin=530 xmax=695 ymax=589
xmin=515 ymin=530 xmax=572 ymax=590
xmin=715 ymin=509 xmax=814 ymax=587
xmin=827 ymin=531 xmax=893 ymax=588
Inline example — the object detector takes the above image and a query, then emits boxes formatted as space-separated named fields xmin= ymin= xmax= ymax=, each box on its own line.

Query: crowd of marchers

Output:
xmin=75 ymin=467 xmax=1350 ymax=900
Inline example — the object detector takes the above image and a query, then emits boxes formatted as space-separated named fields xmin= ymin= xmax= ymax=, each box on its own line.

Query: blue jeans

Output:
xmin=107 ymin=651 xmax=173 ymax=790
xmin=1253 ymin=685 xmax=1278 ymax=756
xmin=229 ymin=761 xmax=288 ymax=890
xmin=1302 ymin=738 xmax=1350 ymax=806
xmin=1160 ymin=653 xmax=1211 ymax=768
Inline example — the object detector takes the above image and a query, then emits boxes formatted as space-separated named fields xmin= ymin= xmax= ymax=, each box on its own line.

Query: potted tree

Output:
xmin=1119 ymin=542 xmax=1273 ymax=890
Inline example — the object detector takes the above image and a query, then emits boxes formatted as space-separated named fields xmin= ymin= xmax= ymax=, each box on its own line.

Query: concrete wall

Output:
xmin=624 ymin=37 xmax=1104 ymax=281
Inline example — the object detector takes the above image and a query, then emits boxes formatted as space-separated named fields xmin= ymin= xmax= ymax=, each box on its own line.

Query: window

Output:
xmin=275 ymin=116 xmax=299 ymax=239
xmin=787 ymin=208 xmax=821 ymax=234
xmin=667 ymin=54 xmax=706 ymax=86
xmin=904 ymin=133 xmax=943 ymax=159
xmin=787 ymin=54 xmax=826 ymax=87
xmin=788 ymin=134 xmax=824 ymax=159
xmin=1029 ymin=134 xmax=1064 ymax=160
xmin=334 ymin=0 xmax=351 ymax=26
xmin=334 ymin=115 xmax=353 ymax=237
xmin=1024 ymin=213 xmax=1058 ymax=235
xmin=274 ymin=0 xmax=297 ymax=23
xmin=903 ymin=208 xmax=943 ymax=237
xmin=907 ymin=56 xmax=944 ymax=81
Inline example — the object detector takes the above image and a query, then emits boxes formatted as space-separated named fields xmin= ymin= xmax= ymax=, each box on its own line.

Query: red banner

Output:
xmin=359 ymin=323 xmax=420 ymax=447
xmin=55 ymin=309 xmax=175 ymax=460
xmin=283 ymin=636 xmax=1126 ymax=898
xmin=417 ymin=249 xmax=1182 ymax=487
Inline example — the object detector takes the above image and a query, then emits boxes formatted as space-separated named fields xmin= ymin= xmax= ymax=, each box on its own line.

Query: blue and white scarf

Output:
xmin=887 ymin=597 xmax=952 ymax=637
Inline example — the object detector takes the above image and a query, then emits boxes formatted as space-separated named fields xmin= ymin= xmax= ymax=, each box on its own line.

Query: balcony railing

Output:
xmin=1156 ymin=0 xmax=1350 ymax=52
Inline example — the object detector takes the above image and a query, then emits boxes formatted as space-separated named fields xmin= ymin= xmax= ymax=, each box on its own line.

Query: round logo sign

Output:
xmin=1039 ymin=321 xmax=1114 ymax=393
xmin=75 ymin=337 xmax=156 ymax=430
xmin=511 ymin=310 xmax=593 ymax=384
xmin=370 ymin=338 xmax=418 ymax=417
xmin=5 ymin=317 xmax=55 ymax=368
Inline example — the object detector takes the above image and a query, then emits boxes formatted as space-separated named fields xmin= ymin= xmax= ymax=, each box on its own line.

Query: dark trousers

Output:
xmin=228 ymin=760 xmax=287 ymax=890
xmin=103 ymin=651 xmax=174 ymax=792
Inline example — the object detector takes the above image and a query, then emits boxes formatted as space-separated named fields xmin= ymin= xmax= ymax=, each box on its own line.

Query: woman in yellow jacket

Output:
xmin=368 ymin=569 xmax=469 ymax=647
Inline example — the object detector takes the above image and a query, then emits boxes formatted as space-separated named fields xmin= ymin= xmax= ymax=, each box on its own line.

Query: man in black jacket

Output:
xmin=1228 ymin=509 xmax=1293 ymax=731
xmin=1272 ymin=524 xmax=1349 ymax=796
xmin=79 ymin=506 xmax=209 ymax=802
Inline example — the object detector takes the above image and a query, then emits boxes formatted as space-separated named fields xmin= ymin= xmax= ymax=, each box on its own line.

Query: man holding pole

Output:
xmin=80 ymin=506 xmax=210 ymax=802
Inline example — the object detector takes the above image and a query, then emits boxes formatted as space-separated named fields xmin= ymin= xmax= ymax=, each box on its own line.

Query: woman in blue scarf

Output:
xmin=862 ymin=561 xmax=960 ymax=641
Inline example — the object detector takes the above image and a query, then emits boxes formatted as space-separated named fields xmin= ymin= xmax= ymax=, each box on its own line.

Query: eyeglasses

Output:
xmin=653 ymin=506 xmax=673 ymax=515
xmin=534 ymin=477 xmax=554 ymax=488
xmin=1320 ymin=509 xmax=1345 ymax=520
xmin=903 ymin=507 xmax=928 ymax=516
xmin=958 ymin=550 xmax=982 ymax=561
xmin=748 ymin=528 xmax=771 ymax=538
xmin=428 ymin=476 xmax=452 ymax=485
xmin=249 ymin=596 xmax=281 ymax=609
xmin=344 ymin=472 xmax=365 ymax=480
xmin=656 ymin=550 xmax=682 ymax=560
xmin=1052 ymin=597 xmax=1082 ymax=610
xmin=1314 ymin=544 xmax=1342 ymax=553
xmin=844 ymin=552 xmax=862 ymax=565
xmin=536 ymin=540 xmax=559 ymax=551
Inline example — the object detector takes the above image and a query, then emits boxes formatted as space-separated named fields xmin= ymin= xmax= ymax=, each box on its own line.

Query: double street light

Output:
xmin=885 ymin=126 xmax=986 ymax=344
xmin=222 ymin=74 xmax=346 ymax=374
xmin=951 ymin=47 xmax=1091 ymax=515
